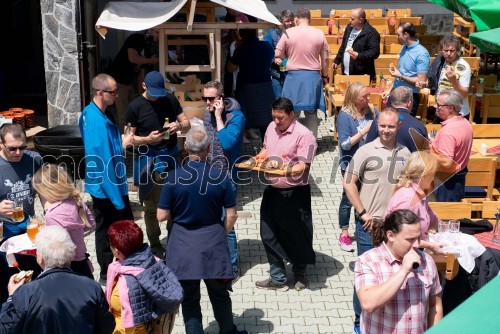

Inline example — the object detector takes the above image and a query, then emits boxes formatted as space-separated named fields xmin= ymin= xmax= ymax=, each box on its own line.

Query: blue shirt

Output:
xmin=366 ymin=107 xmax=428 ymax=153
xmin=337 ymin=108 xmax=377 ymax=170
xmin=79 ymin=102 xmax=128 ymax=209
xmin=158 ymin=161 xmax=236 ymax=225
xmin=393 ymin=40 xmax=430 ymax=93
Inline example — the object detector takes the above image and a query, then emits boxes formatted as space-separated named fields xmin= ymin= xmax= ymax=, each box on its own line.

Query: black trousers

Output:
xmin=91 ymin=195 xmax=133 ymax=280
xmin=180 ymin=279 xmax=234 ymax=334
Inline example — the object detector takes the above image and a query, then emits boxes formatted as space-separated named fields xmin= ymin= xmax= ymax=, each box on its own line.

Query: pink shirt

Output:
xmin=355 ymin=242 xmax=442 ymax=334
xmin=45 ymin=199 xmax=96 ymax=261
xmin=263 ymin=119 xmax=317 ymax=188
xmin=385 ymin=183 xmax=438 ymax=239
xmin=433 ymin=116 xmax=472 ymax=171
xmin=276 ymin=25 xmax=328 ymax=71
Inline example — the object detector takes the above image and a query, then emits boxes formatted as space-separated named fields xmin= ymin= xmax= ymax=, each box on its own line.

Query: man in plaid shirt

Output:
xmin=355 ymin=210 xmax=443 ymax=333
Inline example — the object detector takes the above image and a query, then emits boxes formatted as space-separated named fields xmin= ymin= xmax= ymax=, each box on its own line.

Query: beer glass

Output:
xmin=26 ymin=220 xmax=39 ymax=245
xmin=11 ymin=200 xmax=24 ymax=223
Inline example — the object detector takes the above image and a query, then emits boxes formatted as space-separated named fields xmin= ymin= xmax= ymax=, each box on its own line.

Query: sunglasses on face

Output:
xmin=4 ymin=145 xmax=27 ymax=152
xmin=101 ymin=89 xmax=118 ymax=97
xmin=201 ymin=96 xmax=218 ymax=102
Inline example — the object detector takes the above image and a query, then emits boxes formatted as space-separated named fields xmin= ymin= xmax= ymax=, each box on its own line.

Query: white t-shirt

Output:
xmin=343 ymin=28 xmax=362 ymax=75
xmin=437 ymin=57 xmax=471 ymax=116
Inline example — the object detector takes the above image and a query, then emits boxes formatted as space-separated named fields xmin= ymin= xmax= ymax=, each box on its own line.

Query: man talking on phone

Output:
xmin=125 ymin=71 xmax=190 ymax=258
xmin=202 ymin=80 xmax=245 ymax=281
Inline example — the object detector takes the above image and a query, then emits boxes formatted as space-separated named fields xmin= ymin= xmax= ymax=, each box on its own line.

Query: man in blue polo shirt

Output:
xmin=367 ymin=86 xmax=428 ymax=152
xmin=386 ymin=22 xmax=430 ymax=116
xmin=157 ymin=126 xmax=247 ymax=334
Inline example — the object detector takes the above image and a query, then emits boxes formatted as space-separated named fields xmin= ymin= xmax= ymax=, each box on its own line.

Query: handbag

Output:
xmin=147 ymin=310 xmax=177 ymax=334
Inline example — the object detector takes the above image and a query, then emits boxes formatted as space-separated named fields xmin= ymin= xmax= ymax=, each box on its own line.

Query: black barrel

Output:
xmin=33 ymin=125 xmax=85 ymax=180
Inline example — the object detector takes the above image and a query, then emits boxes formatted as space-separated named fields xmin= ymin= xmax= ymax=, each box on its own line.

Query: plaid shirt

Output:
xmin=355 ymin=242 xmax=442 ymax=334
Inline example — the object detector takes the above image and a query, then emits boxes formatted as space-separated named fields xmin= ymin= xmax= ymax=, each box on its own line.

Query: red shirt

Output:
xmin=263 ymin=119 xmax=317 ymax=188
xmin=355 ymin=242 xmax=442 ymax=334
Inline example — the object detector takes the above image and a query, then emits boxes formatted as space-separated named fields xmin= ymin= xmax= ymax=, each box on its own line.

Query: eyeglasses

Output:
xmin=436 ymin=103 xmax=451 ymax=109
xmin=201 ymin=96 xmax=217 ymax=102
xmin=101 ymin=89 xmax=118 ymax=97
xmin=3 ymin=145 xmax=27 ymax=152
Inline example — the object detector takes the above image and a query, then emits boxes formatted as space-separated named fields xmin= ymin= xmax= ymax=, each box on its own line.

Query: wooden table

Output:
xmin=470 ymin=138 xmax=500 ymax=166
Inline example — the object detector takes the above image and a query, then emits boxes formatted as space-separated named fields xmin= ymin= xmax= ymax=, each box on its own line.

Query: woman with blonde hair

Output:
xmin=337 ymin=82 xmax=378 ymax=252
xmin=385 ymin=151 xmax=445 ymax=254
xmin=32 ymin=164 xmax=95 ymax=278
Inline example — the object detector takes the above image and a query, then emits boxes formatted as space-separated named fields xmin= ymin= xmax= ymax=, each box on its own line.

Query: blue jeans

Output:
xmin=222 ymin=182 xmax=239 ymax=270
xmin=353 ymin=218 xmax=374 ymax=326
xmin=227 ymin=228 xmax=238 ymax=270
xmin=270 ymin=261 xmax=307 ymax=284
xmin=271 ymin=75 xmax=286 ymax=99
xmin=339 ymin=190 xmax=352 ymax=230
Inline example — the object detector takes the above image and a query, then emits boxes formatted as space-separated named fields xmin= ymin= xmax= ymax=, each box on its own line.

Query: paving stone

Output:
xmin=74 ymin=114 xmax=356 ymax=333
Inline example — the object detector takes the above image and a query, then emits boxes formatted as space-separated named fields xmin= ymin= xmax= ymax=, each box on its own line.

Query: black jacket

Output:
xmin=334 ymin=22 xmax=381 ymax=81
xmin=0 ymin=268 xmax=115 ymax=334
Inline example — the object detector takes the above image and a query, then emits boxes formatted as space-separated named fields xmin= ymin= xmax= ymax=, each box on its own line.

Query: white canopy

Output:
xmin=95 ymin=1 xmax=187 ymax=38
xmin=95 ymin=0 xmax=280 ymax=38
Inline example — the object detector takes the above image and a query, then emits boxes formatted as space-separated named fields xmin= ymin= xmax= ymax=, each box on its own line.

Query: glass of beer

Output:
xmin=0 ymin=222 xmax=3 ymax=241
xmin=30 ymin=215 xmax=45 ymax=231
xmin=339 ymin=81 xmax=346 ymax=93
xmin=11 ymin=200 xmax=24 ymax=223
xmin=27 ymin=220 xmax=39 ymax=245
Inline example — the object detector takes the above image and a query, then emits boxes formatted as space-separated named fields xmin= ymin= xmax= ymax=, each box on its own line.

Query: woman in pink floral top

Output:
xmin=32 ymin=164 xmax=96 ymax=278
xmin=385 ymin=151 xmax=445 ymax=254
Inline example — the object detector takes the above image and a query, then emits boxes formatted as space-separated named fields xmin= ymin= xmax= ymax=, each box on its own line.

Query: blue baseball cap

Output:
xmin=144 ymin=71 xmax=166 ymax=97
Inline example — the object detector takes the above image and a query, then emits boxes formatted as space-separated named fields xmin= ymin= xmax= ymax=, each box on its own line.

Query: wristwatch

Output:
xmin=358 ymin=209 xmax=367 ymax=217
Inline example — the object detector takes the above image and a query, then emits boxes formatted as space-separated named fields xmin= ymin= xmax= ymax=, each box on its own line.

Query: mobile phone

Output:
xmin=159 ymin=127 xmax=170 ymax=132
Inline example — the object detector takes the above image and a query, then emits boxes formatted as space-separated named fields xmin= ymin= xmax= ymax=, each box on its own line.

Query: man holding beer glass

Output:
xmin=0 ymin=124 xmax=43 ymax=302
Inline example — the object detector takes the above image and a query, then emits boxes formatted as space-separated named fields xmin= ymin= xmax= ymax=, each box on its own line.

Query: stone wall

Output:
xmin=41 ymin=0 xmax=81 ymax=127
xmin=422 ymin=14 xmax=454 ymax=35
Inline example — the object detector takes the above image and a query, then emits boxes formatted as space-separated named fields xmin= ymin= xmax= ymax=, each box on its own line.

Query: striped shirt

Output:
xmin=355 ymin=242 xmax=442 ymax=334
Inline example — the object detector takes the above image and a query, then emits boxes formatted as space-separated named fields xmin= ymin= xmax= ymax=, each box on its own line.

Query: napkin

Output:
xmin=430 ymin=232 xmax=486 ymax=273
xmin=0 ymin=234 xmax=36 ymax=267
xmin=486 ymin=145 xmax=500 ymax=155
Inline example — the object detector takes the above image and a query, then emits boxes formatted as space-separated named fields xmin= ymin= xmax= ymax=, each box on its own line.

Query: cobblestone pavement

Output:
xmin=76 ymin=113 xmax=357 ymax=334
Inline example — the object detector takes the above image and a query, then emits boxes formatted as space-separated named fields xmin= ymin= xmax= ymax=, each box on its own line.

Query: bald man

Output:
xmin=333 ymin=7 xmax=380 ymax=81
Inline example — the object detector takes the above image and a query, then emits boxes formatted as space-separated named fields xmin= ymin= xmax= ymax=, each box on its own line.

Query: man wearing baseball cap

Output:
xmin=125 ymin=71 xmax=190 ymax=258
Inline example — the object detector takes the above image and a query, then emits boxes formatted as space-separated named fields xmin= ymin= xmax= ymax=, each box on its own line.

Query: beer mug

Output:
xmin=11 ymin=200 xmax=24 ymax=223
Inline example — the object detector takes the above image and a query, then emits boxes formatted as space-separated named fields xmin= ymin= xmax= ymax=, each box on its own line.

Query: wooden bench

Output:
xmin=431 ymin=253 xmax=460 ymax=280
xmin=428 ymin=202 xmax=472 ymax=220
xmin=481 ymin=94 xmax=500 ymax=124
xmin=463 ymin=157 xmax=497 ymax=211
xmin=471 ymin=124 xmax=500 ymax=138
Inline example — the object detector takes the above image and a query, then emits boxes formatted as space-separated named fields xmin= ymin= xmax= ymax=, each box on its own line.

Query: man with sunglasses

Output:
xmin=0 ymin=123 xmax=43 ymax=302
xmin=124 ymin=70 xmax=190 ymax=258
xmin=79 ymin=73 xmax=135 ymax=285
xmin=202 ymin=80 xmax=245 ymax=281
xmin=0 ymin=124 xmax=42 ymax=239
xmin=430 ymin=89 xmax=472 ymax=202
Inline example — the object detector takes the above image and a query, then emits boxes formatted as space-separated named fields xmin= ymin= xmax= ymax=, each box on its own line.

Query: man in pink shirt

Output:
xmin=275 ymin=8 xmax=329 ymax=139
xmin=254 ymin=98 xmax=317 ymax=291
xmin=430 ymin=89 xmax=472 ymax=201
xmin=355 ymin=209 xmax=443 ymax=334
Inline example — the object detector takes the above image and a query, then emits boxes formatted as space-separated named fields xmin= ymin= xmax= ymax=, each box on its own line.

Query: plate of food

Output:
xmin=236 ymin=157 xmax=297 ymax=176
